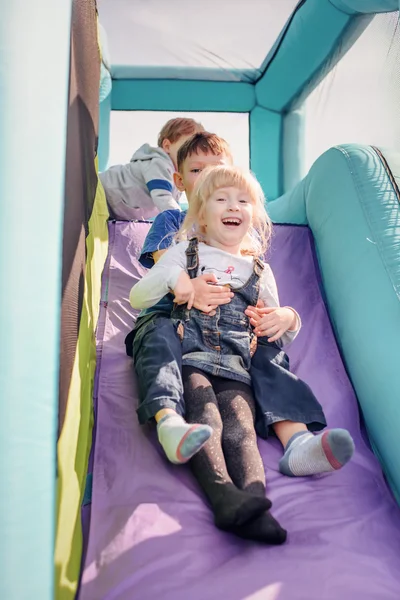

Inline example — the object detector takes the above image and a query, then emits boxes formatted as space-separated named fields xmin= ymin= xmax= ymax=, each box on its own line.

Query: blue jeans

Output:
xmin=129 ymin=314 xmax=326 ymax=435
xmin=250 ymin=337 xmax=326 ymax=439
xmin=131 ymin=313 xmax=185 ymax=424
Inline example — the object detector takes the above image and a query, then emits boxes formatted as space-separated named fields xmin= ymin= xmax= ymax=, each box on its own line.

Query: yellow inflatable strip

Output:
xmin=55 ymin=166 xmax=109 ymax=600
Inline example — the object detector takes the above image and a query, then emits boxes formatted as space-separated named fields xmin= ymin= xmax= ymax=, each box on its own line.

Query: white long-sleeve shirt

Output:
xmin=130 ymin=241 xmax=301 ymax=347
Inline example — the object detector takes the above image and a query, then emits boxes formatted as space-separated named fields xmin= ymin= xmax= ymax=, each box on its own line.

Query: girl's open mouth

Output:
xmin=222 ymin=218 xmax=242 ymax=227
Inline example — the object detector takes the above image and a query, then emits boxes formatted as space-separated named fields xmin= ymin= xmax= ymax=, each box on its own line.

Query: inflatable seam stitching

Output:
xmin=334 ymin=145 xmax=400 ymax=303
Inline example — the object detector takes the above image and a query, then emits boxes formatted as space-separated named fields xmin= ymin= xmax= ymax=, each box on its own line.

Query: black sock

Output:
xmin=211 ymin=483 xmax=272 ymax=530
xmin=232 ymin=511 xmax=287 ymax=545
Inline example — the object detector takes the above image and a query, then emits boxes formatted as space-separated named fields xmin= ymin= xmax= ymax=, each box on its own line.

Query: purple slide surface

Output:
xmin=79 ymin=222 xmax=400 ymax=600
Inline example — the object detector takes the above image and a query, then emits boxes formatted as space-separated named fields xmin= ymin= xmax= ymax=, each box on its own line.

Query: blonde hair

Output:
xmin=157 ymin=118 xmax=204 ymax=147
xmin=177 ymin=165 xmax=272 ymax=256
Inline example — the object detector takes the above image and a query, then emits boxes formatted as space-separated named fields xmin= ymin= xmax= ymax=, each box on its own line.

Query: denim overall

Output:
xmin=171 ymin=238 xmax=263 ymax=385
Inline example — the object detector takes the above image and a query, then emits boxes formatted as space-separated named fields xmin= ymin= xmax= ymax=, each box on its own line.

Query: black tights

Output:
xmin=183 ymin=366 xmax=270 ymax=529
xmin=183 ymin=366 xmax=287 ymax=544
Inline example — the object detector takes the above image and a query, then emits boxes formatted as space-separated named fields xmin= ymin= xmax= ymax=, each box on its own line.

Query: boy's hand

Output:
xmin=192 ymin=274 xmax=234 ymax=314
xmin=173 ymin=272 xmax=195 ymax=309
xmin=245 ymin=306 xmax=297 ymax=342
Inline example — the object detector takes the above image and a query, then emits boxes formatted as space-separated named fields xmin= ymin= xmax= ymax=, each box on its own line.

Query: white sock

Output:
xmin=157 ymin=414 xmax=212 ymax=464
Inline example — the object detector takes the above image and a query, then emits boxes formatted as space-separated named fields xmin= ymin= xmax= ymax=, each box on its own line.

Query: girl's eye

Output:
xmin=191 ymin=168 xmax=201 ymax=173
xmin=239 ymin=199 xmax=248 ymax=204
xmin=216 ymin=197 xmax=226 ymax=202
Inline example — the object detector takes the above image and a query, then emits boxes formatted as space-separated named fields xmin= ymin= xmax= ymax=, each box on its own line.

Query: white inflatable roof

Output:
xmin=97 ymin=0 xmax=299 ymax=80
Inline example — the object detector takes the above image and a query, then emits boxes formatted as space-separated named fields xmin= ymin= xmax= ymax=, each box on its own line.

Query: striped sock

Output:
xmin=157 ymin=414 xmax=212 ymax=465
xmin=279 ymin=429 xmax=355 ymax=477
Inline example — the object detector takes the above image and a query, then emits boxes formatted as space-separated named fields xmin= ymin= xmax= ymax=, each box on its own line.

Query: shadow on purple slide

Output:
xmin=79 ymin=221 xmax=400 ymax=600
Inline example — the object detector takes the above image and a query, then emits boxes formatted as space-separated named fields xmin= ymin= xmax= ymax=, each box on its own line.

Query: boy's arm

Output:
xmin=139 ymin=210 xmax=183 ymax=269
xmin=143 ymin=157 xmax=181 ymax=213
xmin=129 ymin=244 xmax=186 ymax=309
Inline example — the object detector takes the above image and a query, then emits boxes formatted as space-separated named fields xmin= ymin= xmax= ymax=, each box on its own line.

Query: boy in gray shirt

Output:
xmin=99 ymin=117 xmax=204 ymax=220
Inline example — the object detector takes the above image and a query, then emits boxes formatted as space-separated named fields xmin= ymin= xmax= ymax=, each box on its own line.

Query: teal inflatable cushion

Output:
xmin=269 ymin=144 xmax=400 ymax=500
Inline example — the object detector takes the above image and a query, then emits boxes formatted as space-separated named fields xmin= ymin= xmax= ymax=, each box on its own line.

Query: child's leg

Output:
xmin=132 ymin=315 xmax=211 ymax=464
xmin=249 ymin=338 xmax=327 ymax=439
xmin=274 ymin=420 xmax=355 ymax=477
xmin=182 ymin=367 xmax=271 ymax=530
xmin=132 ymin=315 xmax=184 ymax=423
xmin=214 ymin=377 xmax=286 ymax=544
xmin=248 ymin=338 xmax=353 ymax=476
xmin=214 ymin=377 xmax=266 ymax=497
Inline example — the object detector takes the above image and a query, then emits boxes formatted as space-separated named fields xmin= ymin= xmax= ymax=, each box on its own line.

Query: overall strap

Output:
xmin=253 ymin=256 xmax=265 ymax=278
xmin=185 ymin=238 xmax=199 ymax=280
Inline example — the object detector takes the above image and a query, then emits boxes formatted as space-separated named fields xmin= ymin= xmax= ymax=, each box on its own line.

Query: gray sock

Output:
xmin=279 ymin=429 xmax=355 ymax=477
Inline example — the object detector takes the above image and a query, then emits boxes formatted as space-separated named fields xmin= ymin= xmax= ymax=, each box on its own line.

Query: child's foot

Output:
xmin=279 ymin=429 xmax=355 ymax=477
xmin=232 ymin=511 xmax=287 ymax=545
xmin=213 ymin=488 xmax=272 ymax=531
xmin=157 ymin=414 xmax=212 ymax=464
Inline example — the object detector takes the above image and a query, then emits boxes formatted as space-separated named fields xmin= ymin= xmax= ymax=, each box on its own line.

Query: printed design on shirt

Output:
xmin=200 ymin=265 xmax=244 ymax=285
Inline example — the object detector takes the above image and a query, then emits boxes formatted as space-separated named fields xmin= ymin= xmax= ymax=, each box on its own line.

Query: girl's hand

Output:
xmin=173 ymin=271 xmax=195 ymax=309
xmin=245 ymin=306 xmax=297 ymax=342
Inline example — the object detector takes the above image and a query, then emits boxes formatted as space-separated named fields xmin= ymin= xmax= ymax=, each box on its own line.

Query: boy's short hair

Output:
xmin=157 ymin=118 xmax=204 ymax=147
xmin=177 ymin=132 xmax=233 ymax=172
